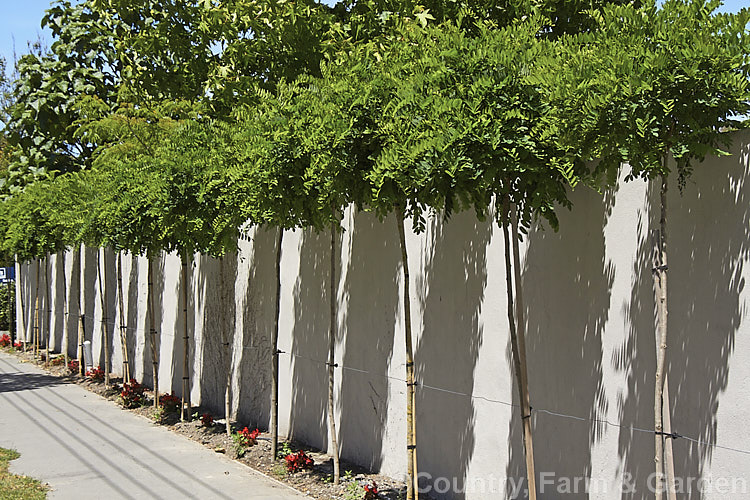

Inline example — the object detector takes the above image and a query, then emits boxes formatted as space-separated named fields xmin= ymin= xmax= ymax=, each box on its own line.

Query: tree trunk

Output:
xmin=271 ymin=228 xmax=283 ymax=459
xmin=76 ymin=247 xmax=85 ymax=376
xmin=97 ymin=249 xmax=110 ymax=387
xmin=328 ymin=211 xmax=341 ymax=485
xmin=44 ymin=254 xmax=51 ymax=366
xmin=61 ymin=252 xmax=69 ymax=366
xmin=34 ymin=259 xmax=40 ymax=362
xmin=395 ymin=205 xmax=419 ymax=500
xmin=148 ymin=255 xmax=160 ymax=408
xmin=117 ymin=252 xmax=131 ymax=382
xmin=653 ymin=172 xmax=671 ymax=500
xmin=16 ymin=256 xmax=27 ymax=352
xmin=502 ymin=197 xmax=537 ymax=500
xmin=181 ymin=256 xmax=192 ymax=422
xmin=7 ymin=266 xmax=12 ymax=345
xmin=219 ymin=256 xmax=233 ymax=436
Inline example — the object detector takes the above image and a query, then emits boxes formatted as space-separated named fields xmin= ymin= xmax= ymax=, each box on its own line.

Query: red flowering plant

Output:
xmin=68 ymin=359 xmax=80 ymax=373
xmin=50 ymin=356 xmax=65 ymax=366
xmin=86 ymin=366 xmax=105 ymax=381
xmin=364 ymin=481 xmax=379 ymax=500
xmin=200 ymin=413 xmax=213 ymax=427
xmin=232 ymin=427 xmax=260 ymax=457
xmin=13 ymin=341 xmax=23 ymax=351
xmin=284 ymin=450 xmax=314 ymax=473
xmin=159 ymin=393 xmax=181 ymax=413
xmin=0 ymin=334 xmax=10 ymax=347
xmin=120 ymin=379 xmax=146 ymax=408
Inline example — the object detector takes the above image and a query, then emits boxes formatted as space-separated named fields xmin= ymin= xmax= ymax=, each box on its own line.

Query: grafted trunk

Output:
xmin=44 ymin=254 xmax=50 ymax=366
xmin=117 ymin=252 xmax=131 ymax=382
xmin=34 ymin=259 xmax=40 ymax=362
xmin=395 ymin=205 xmax=418 ymax=500
xmin=16 ymin=256 xmax=27 ymax=352
xmin=61 ymin=252 xmax=69 ymax=366
xmin=148 ymin=255 xmax=160 ymax=408
xmin=76 ymin=248 xmax=85 ymax=376
xmin=181 ymin=256 xmax=191 ymax=422
xmin=654 ymin=172 xmax=672 ymax=500
xmin=271 ymin=228 xmax=283 ymax=459
xmin=501 ymin=196 xmax=536 ymax=500
xmin=97 ymin=249 xmax=110 ymax=387
xmin=328 ymin=212 xmax=341 ymax=485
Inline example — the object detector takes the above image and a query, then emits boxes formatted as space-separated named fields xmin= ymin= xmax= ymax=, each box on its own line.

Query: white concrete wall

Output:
xmin=16 ymin=130 xmax=750 ymax=499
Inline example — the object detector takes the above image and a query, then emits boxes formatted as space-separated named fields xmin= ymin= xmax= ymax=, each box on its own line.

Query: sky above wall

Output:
xmin=1 ymin=0 xmax=748 ymax=79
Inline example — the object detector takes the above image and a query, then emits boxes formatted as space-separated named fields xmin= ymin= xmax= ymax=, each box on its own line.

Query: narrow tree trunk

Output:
xmin=219 ymin=256 xmax=233 ymax=436
xmin=5 ymin=265 xmax=16 ymax=347
xmin=501 ymin=197 xmax=537 ymax=500
xmin=76 ymin=247 xmax=85 ymax=376
xmin=328 ymin=210 xmax=341 ymax=485
xmin=16 ymin=256 xmax=27 ymax=352
xmin=61 ymin=252 xmax=69 ymax=366
xmin=510 ymin=202 xmax=537 ymax=498
xmin=117 ymin=252 xmax=131 ymax=382
xmin=148 ymin=255 xmax=159 ymax=408
xmin=44 ymin=254 xmax=51 ymax=366
xmin=662 ymin=376 xmax=677 ymax=500
xmin=653 ymin=172 xmax=671 ymax=500
xmin=34 ymin=259 xmax=40 ymax=362
xmin=181 ymin=255 xmax=191 ymax=422
xmin=97 ymin=249 xmax=110 ymax=387
xmin=395 ymin=205 xmax=419 ymax=500
xmin=7 ymin=267 xmax=12 ymax=345
xmin=271 ymin=228 xmax=283 ymax=459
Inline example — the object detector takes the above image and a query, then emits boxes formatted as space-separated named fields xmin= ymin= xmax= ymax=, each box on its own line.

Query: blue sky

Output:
xmin=1 ymin=0 xmax=748 ymax=76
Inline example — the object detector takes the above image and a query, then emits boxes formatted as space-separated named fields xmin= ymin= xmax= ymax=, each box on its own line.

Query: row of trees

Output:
xmin=0 ymin=1 xmax=748 ymax=498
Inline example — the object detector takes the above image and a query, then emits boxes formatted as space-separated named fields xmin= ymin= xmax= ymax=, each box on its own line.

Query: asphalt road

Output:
xmin=0 ymin=351 xmax=306 ymax=500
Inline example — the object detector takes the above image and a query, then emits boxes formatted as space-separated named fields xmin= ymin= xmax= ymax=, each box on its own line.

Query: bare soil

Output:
xmin=3 ymin=347 xmax=408 ymax=500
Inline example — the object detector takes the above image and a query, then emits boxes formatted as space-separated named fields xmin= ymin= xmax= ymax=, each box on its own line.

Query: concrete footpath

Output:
xmin=0 ymin=352 xmax=306 ymax=499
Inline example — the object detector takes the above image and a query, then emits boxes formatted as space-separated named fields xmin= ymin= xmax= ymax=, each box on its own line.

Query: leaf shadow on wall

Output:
xmin=338 ymin=209 xmax=400 ymax=472
xmin=288 ymin=228 xmax=332 ymax=452
xmin=236 ymin=227 xmax=276 ymax=430
xmin=413 ymin=209 xmax=491 ymax=499
xmin=617 ymin=132 xmax=750 ymax=499
xmin=197 ymin=254 xmax=238 ymax=419
xmin=124 ymin=252 xmax=139 ymax=382
xmin=506 ymin=186 xmax=615 ymax=499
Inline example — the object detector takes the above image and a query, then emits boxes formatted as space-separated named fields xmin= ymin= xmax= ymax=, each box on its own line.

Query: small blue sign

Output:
xmin=0 ymin=267 xmax=15 ymax=284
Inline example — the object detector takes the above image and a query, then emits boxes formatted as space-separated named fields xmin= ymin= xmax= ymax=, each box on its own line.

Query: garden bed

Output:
xmin=3 ymin=346 xmax=408 ymax=500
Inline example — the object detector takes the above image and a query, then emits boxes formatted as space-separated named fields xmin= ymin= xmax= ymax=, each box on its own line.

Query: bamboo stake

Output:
xmin=654 ymin=173 xmax=670 ymax=500
xmin=396 ymin=204 xmax=419 ymax=500
xmin=510 ymin=202 xmax=537 ymax=499
xmin=97 ymin=249 xmax=110 ymax=387
xmin=148 ymin=254 xmax=159 ymax=408
xmin=271 ymin=228 xmax=283 ymax=460
xmin=501 ymin=196 xmax=536 ymax=500
xmin=328 ymin=209 xmax=341 ymax=485
xmin=117 ymin=252 xmax=131 ymax=382
xmin=181 ymin=256 xmax=191 ymax=421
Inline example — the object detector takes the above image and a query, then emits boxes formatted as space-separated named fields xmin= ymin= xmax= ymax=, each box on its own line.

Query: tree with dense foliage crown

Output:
xmin=539 ymin=1 xmax=750 ymax=497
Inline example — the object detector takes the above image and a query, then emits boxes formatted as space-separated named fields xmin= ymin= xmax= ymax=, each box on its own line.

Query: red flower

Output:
xmin=364 ymin=481 xmax=379 ymax=499
xmin=284 ymin=450 xmax=314 ymax=473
